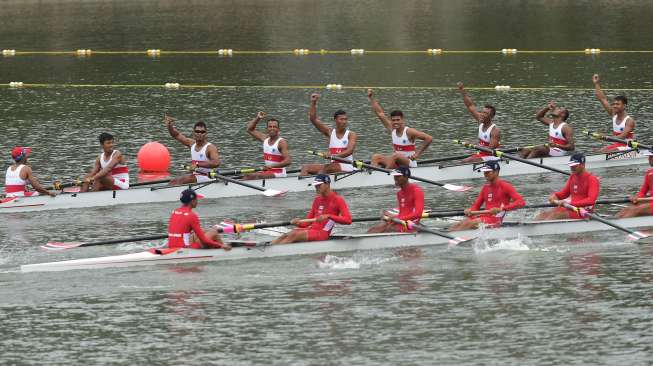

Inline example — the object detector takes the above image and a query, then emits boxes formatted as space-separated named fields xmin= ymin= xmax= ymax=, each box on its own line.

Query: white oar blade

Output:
xmin=41 ymin=241 xmax=84 ymax=250
xmin=442 ymin=184 xmax=473 ymax=192
xmin=628 ymin=231 xmax=652 ymax=242
xmin=448 ymin=236 xmax=475 ymax=246
xmin=263 ymin=189 xmax=287 ymax=197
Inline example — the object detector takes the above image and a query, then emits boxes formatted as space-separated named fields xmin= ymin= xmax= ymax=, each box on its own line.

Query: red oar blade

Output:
xmin=41 ymin=242 xmax=85 ymax=250
xmin=263 ymin=189 xmax=287 ymax=197
xmin=442 ymin=184 xmax=473 ymax=192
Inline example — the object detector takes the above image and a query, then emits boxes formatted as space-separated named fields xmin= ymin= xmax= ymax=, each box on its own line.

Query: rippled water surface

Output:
xmin=2 ymin=1 xmax=653 ymax=365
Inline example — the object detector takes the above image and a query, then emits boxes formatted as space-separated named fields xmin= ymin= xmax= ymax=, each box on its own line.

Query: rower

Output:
xmin=164 ymin=113 xmax=220 ymax=185
xmin=300 ymin=93 xmax=358 ymax=175
xmin=457 ymin=82 xmax=500 ymax=163
xmin=167 ymin=189 xmax=231 ymax=250
xmin=519 ymin=102 xmax=575 ymax=159
xmin=4 ymin=147 xmax=56 ymax=197
xmin=243 ymin=111 xmax=291 ymax=180
xmin=367 ymin=167 xmax=425 ymax=233
xmin=272 ymin=174 xmax=352 ymax=244
xmin=449 ymin=160 xmax=525 ymax=231
xmin=81 ymin=132 xmax=130 ymax=192
xmin=367 ymin=89 xmax=433 ymax=168
xmin=536 ymin=153 xmax=601 ymax=220
xmin=616 ymin=148 xmax=653 ymax=218
xmin=592 ymin=74 xmax=636 ymax=152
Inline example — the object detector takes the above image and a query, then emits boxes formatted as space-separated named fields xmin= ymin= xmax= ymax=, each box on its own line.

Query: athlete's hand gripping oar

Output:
xmin=207 ymin=171 xmax=286 ymax=197
xmin=582 ymin=130 xmax=652 ymax=150
xmin=388 ymin=217 xmax=474 ymax=245
xmin=308 ymin=150 xmax=472 ymax=192
xmin=42 ymin=234 xmax=169 ymax=250
xmin=45 ymin=179 xmax=82 ymax=191
xmin=452 ymin=140 xmax=570 ymax=176
xmin=558 ymin=201 xmax=652 ymax=242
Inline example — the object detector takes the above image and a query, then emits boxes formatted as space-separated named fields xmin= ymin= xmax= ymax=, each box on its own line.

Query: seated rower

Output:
xmin=300 ymin=93 xmax=358 ymax=175
xmin=167 ymin=189 xmax=231 ymax=250
xmin=449 ymin=160 xmax=524 ymax=231
xmin=616 ymin=148 xmax=653 ymax=218
xmin=457 ymin=82 xmax=501 ymax=163
xmin=519 ymin=102 xmax=574 ymax=159
xmin=593 ymin=74 xmax=636 ymax=152
xmin=272 ymin=174 xmax=352 ymax=244
xmin=536 ymin=153 xmax=601 ymax=220
xmin=367 ymin=89 xmax=432 ymax=168
xmin=368 ymin=167 xmax=425 ymax=233
xmin=4 ymin=147 xmax=56 ymax=197
xmin=243 ymin=111 xmax=292 ymax=180
xmin=82 ymin=132 xmax=130 ymax=192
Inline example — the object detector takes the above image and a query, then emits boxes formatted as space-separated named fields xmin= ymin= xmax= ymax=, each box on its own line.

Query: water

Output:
xmin=2 ymin=1 xmax=653 ymax=364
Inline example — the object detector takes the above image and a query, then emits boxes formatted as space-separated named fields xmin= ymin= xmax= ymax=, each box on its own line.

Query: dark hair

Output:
xmin=561 ymin=109 xmax=570 ymax=121
xmin=614 ymin=95 xmax=628 ymax=105
xmin=484 ymin=105 xmax=496 ymax=118
xmin=333 ymin=110 xmax=347 ymax=119
xmin=194 ymin=121 xmax=207 ymax=129
xmin=267 ymin=118 xmax=280 ymax=128
xmin=390 ymin=110 xmax=404 ymax=118
xmin=99 ymin=132 xmax=114 ymax=144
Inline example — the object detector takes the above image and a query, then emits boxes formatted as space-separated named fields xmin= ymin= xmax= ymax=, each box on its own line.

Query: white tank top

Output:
xmin=391 ymin=127 xmax=416 ymax=158
xmin=263 ymin=137 xmax=286 ymax=174
xmin=99 ymin=150 xmax=129 ymax=180
xmin=549 ymin=122 xmax=568 ymax=144
xmin=612 ymin=115 xmax=634 ymax=139
xmin=478 ymin=124 xmax=496 ymax=146
xmin=329 ymin=129 xmax=353 ymax=163
xmin=5 ymin=165 xmax=29 ymax=196
xmin=191 ymin=142 xmax=213 ymax=174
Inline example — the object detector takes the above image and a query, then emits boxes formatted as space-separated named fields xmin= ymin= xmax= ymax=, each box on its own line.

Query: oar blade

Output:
xmin=629 ymin=231 xmax=653 ymax=243
xmin=442 ymin=183 xmax=473 ymax=192
xmin=448 ymin=236 xmax=475 ymax=246
xmin=262 ymin=189 xmax=287 ymax=197
xmin=41 ymin=241 xmax=84 ymax=251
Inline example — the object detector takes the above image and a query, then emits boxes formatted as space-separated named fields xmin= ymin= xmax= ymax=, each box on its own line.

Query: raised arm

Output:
xmin=164 ymin=113 xmax=195 ymax=147
xmin=367 ymin=89 xmax=392 ymax=132
xmin=535 ymin=103 xmax=555 ymax=125
xmin=23 ymin=166 xmax=55 ymax=197
xmin=246 ymin=111 xmax=268 ymax=142
xmin=592 ymin=74 xmax=613 ymax=116
xmin=457 ymin=82 xmax=482 ymax=123
xmin=406 ymin=128 xmax=433 ymax=160
xmin=333 ymin=131 xmax=357 ymax=159
xmin=308 ymin=93 xmax=332 ymax=137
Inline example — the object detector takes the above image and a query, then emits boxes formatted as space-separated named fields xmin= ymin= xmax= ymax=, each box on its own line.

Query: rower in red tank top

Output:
xmin=616 ymin=148 xmax=653 ymax=218
xmin=167 ymin=189 xmax=231 ymax=250
xmin=457 ymin=82 xmax=501 ymax=163
xmin=367 ymin=167 xmax=425 ymax=233
xmin=81 ymin=132 xmax=130 ymax=192
xmin=449 ymin=160 xmax=525 ymax=231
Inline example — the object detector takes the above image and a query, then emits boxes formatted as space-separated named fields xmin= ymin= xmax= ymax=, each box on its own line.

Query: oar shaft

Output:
xmin=80 ymin=234 xmax=168 ymax=248
xmin=584 ymin=131 xmax=652 ymax=150
xmin=208 ymin=172 xmax=266 ymax=192
xmin=560 ymin=202 xmax=640 ymax=236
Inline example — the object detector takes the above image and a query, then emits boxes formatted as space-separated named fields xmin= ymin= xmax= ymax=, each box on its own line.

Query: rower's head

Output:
xmin=193 ymin=121 xmax=208 ymax=142
xmin=99 ymin=132 xmax=115 ymax=152
xmin=11 ymin=146 xmax=31 ymax=164
xmin=612 ymin=95 xmax=628 ymax=113
xmin=333 ymin=110 xmax=348 ymax=131
xmin=643 ymin=148 xmax=653 ymax=166
xmin=480 ymin=104 xmax=496 ymax=124
xmin=551 ymin=107 xmax=570 ymax=121
xmin=180 ymin=188 xmax=200 ymax=208
xmin=390 ymin=110 xmax=405 ymax=130
xmin=311 ymin=174 xmax=331 ymax=195
xmin=266 ymin=118 xmax=280 ymax=138
xmin=391 ymin=166 xmax=411 ymax=187
xmin=479 ymin=160 xmax=500 ymax=182
xmin=567 ymin=152 xmax=586 ymax=174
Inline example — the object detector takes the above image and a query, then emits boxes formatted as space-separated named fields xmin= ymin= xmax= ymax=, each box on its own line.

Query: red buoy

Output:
xmin=137 ymin=141 xmax=171 ymax=172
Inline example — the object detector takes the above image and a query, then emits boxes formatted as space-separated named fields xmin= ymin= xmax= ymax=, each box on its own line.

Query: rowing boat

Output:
xmin=20 ymin=215 xmax=653 ymax=272
xmin=2 ymin=150 xmax=645 ymax=213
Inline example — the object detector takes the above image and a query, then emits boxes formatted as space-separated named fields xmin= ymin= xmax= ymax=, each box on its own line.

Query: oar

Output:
xmin=45 ymin=179 xmax=82 ymax=191
xmin=417 ymin=145 xmax=535 ymax=165
xmin=42 ymin=234 xmax=168 ymax=250
xmin=559 ymin=201 xmax=652 ymax=242
xmin=308 ymin=150 xmax=472 ymax=192
xmin=583 ymin=130 xmax=652 ymax=150
xmin=207 ymin=171 xmax=286 ymax=197
xmin=389 ymin=217 xmax=474 ymax=245
xmin=452 ymin=140 xmax=570 ymax=176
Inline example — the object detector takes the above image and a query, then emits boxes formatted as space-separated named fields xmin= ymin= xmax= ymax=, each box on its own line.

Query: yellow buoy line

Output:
xmin=3 ymin=48 xmax=653 ymax=57
xmin=3 ymin=82 xmax=653 ymax=92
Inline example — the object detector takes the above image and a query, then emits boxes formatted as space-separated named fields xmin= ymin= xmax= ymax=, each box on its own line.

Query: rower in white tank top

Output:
xmin=191 ymin=142 xmax=214 ymax=183
xmin=99 ymin=150 xmax=130 ymax=189
xmin=4 ymin=165 xmax=38 ymax=197
xmin=548 ymin=122 xmax=570 ymax=157
xmin=263 ymin=137 xmax=287 ymax=177
xmin=329 ymin=129 xmax=355 ymax=172
xmin=392 ymin=127 xmax=417 ymax=168
xmin=477 ymin=124 xmax=499 ymax=161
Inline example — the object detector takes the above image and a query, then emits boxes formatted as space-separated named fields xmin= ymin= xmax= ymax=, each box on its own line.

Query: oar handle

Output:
xmin=583 ymin=130 xmax=652 ymax=150
xmin=45 ymin=179 xmax=82 ymax=191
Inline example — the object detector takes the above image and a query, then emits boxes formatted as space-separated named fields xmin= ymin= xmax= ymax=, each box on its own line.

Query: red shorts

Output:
xmin=472 ymin=214 xmax=502 ymax=228
xmin=553 ymin=206 xmax=587 ymax=219
xmin=298 ymin=228 xmax=330 ymax=242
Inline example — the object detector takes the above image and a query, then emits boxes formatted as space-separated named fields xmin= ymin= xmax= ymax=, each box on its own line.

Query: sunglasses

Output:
xmin=194 ymin=130 xmax=207 ymax=134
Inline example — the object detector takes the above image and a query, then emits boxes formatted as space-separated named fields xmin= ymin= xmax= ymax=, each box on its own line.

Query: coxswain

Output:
xmin=519 ymin=102 xmax=575 ymax=158
xmin=367 ymin=167 xmax=425 ymax=233
xmin=592 ymin=74 xmax=636 ymax=152
xmin=457 ymin=82 xmax=500 ymax=163
xmin=81 ymin=132 xmax=130 ymax=192
xmin=164 ymin=113 xmax=220 ymax=185
xmin=167 ymin=189 xmax=231 ymax=250
xmin=272 ymin=174 xmax=352 ymax=244
xmin=243 ymin=111 xmax=291 ymax=180
xmin=367 ymin=89 xmax=433 ymax=168
xmin=4 ymin=147 xmax=56 ymax=197
xmin=536 ymin=153 xmax=601 ymax=220
xmin=449 ymin=160 xmax=525 ymax=231
xmin=616 ymin=148 xmax=653 ymax=218
xmin=300 ymin=93 xmax=358 ymax=175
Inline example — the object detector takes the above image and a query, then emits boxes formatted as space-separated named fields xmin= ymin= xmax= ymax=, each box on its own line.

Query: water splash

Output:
xmin=317 ymin=254 xmax=396 ymax=270
xmin=472 ymin=234 xmax=532 ymax=254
